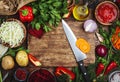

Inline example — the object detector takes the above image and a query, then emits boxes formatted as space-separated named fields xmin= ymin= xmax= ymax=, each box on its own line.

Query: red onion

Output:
xmin=83 ymin=19 xmax=98 ymax=32
xmin=95 ymin=44 xmax=108 ymax=57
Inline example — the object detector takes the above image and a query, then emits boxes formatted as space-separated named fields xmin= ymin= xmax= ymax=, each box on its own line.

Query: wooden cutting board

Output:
xmin=28 ymin=19 xmax=95 ymax=67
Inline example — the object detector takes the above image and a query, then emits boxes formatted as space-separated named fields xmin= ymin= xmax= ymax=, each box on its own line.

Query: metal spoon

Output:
xmin=2 ymin=72 xmax=9 ymax=82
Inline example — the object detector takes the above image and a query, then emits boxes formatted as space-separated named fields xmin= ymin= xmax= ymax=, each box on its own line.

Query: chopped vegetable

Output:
xmin=55 ymin=66 xmax=75 ymax=80
xmin=76 ymin=38 xmax=90 ymax=53
xmin=96 ymin=63 xmax=105 ymax=77
xmin=28 ymin=27 xmax=44 ymax=39
xmin=111 ymin=26 xmax=120 ymax=50
xmin=0 ymin=21 xmax=24 ymax=48
xmin=104 ymin=61 xmax=117 ymax=75
xmin=28 ymin=53 xmax=42 ymax=66
xmin=19 ymin=6 xmax=34 ymax=22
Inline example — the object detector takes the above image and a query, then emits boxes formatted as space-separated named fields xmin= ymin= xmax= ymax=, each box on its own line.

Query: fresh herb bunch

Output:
xmin=29 ymin=0 xmax=68 ymax=32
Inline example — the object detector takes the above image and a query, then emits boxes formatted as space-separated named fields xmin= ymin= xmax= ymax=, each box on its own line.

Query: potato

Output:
xmin=16 ymin=50 xmax=29 ymax=67
xmin=1 ymin=55 xmax=15 ymax=70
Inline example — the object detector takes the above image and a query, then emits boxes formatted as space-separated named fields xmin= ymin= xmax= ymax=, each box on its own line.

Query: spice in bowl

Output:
xmin=14 ymin=68 xmax=27 ymax=81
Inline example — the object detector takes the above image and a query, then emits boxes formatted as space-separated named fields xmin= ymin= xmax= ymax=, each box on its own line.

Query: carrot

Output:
xmin=76 ymin=38 xmax=90 ymax=53
xmin=111 ymin=26 xmax=120 ymax=50
xmin=115 ymin=26 xmax=120 ymax=33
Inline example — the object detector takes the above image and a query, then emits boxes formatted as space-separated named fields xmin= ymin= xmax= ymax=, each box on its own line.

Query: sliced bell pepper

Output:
xmin=28 ymin=53 xmax=42 ymax=66
xmin=55 ymin=66 xmax=75 ymax=80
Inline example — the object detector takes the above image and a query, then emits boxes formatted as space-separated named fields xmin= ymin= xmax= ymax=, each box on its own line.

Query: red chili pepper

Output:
xmin=96 ymin=63 xmax=105 ymax=76
xmin=19 ymin=6 xmax=34 ymax=22
xmin=28 ymin=53 xmax=42 ymax=66
xmin=55 ymin=66 xmax=75 ymax=80
xmin=104 ymin=61 xmax=117 ymax=75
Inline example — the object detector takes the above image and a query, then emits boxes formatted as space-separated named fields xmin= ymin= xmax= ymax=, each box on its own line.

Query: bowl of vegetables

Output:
xmin=0 ymin=18 xmax=26 ymax=48
xmin=27 ymin=68 xmax=56 ymax=82
xmin=111 ymin=26 xmax=120 ymax=50
xmin=95 ymin=1 xmax=119 ymax=25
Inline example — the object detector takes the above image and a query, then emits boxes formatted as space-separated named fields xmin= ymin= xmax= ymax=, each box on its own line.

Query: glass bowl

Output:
xmin=27 ymin=68 xmax=56 ymax=82
xmin=14 ymin=68 xmax=28 ymax=82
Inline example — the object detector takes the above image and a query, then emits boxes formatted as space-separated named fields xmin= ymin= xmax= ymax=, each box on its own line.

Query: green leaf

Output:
xmin=53 ymin=2 xmax=62 ymax=8
xmin=0 ymin=71 xmax=2 ymax=82
xmin=35 ymin=23 xmax=40 ymax=30
xmin=29 ymin=0 xmax=68 ymax=32
xmin=33 ymin=8 xmax=37 ymax=14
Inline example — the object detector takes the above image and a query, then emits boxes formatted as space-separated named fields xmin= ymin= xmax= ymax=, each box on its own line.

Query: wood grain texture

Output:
xmin=28 ymin=19 xmax=95 ymax=67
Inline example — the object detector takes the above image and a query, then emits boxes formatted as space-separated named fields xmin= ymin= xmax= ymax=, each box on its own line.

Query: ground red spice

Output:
xmin=15 ymin=68 xmax=26 ymax=80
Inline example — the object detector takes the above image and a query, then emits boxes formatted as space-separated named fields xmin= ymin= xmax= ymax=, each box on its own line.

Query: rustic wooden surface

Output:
xmin=28 ymin=18 xmax=96 ymax=67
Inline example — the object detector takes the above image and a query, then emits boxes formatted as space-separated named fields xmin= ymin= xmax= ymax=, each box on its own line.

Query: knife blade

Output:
xmin=62 ymin=19 xmax=90 ymax=82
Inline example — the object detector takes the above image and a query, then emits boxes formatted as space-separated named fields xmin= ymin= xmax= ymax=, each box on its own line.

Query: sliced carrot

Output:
xmin=111 ymin=26 xmax=120 ymax=50
xmin=76 ymin=38 xmax=90 ymax=53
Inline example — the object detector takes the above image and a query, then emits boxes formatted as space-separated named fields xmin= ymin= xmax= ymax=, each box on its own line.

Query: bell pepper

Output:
xmin=96 ymin=63 xmax=105 ymax=76
xmin=28 ymin=53 xmax=42 ymax=66
xmin=19 ymin=6 xmax=34 ymax=22
xmin=55 ymin=66 xmax=75 ymax=80
xmin=104 ymin=61 xmax=117 ymax=75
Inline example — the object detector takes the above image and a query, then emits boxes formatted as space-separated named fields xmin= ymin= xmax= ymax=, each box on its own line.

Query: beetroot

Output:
xmin=28 ymin=27 xmax=44 ymax=38
xmin=28 ymin=69 xmax=56 ymax=82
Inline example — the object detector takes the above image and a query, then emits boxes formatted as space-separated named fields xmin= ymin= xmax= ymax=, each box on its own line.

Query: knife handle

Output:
xmin=78 ymin=61 xmax=90 ymax=82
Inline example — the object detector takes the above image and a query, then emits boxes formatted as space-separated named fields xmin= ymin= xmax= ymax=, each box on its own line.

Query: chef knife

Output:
xmin=62 ymin=19 xmax=90 ymax=82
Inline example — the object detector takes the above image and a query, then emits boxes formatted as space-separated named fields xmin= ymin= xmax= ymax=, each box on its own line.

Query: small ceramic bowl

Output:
xmin=108 ymin=68 xmax=120 ymax=82
xmin=27 ymin=68 xmax=56 ymax=82
xmin=95 ymin=1 xmax=119 ymax=25
xmin=14 ymin=68 xmax=28 ymax=82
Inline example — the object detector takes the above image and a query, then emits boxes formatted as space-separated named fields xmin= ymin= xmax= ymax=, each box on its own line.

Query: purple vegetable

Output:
xmin=83 ymin=19 xmax=98 ymax=33
xmin=95 ymin=44 xmax=108 ymax=57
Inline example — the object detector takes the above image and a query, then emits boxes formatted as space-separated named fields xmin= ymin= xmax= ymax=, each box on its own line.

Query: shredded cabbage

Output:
xmin=0 ymin=21 xmax=24 ymax=47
